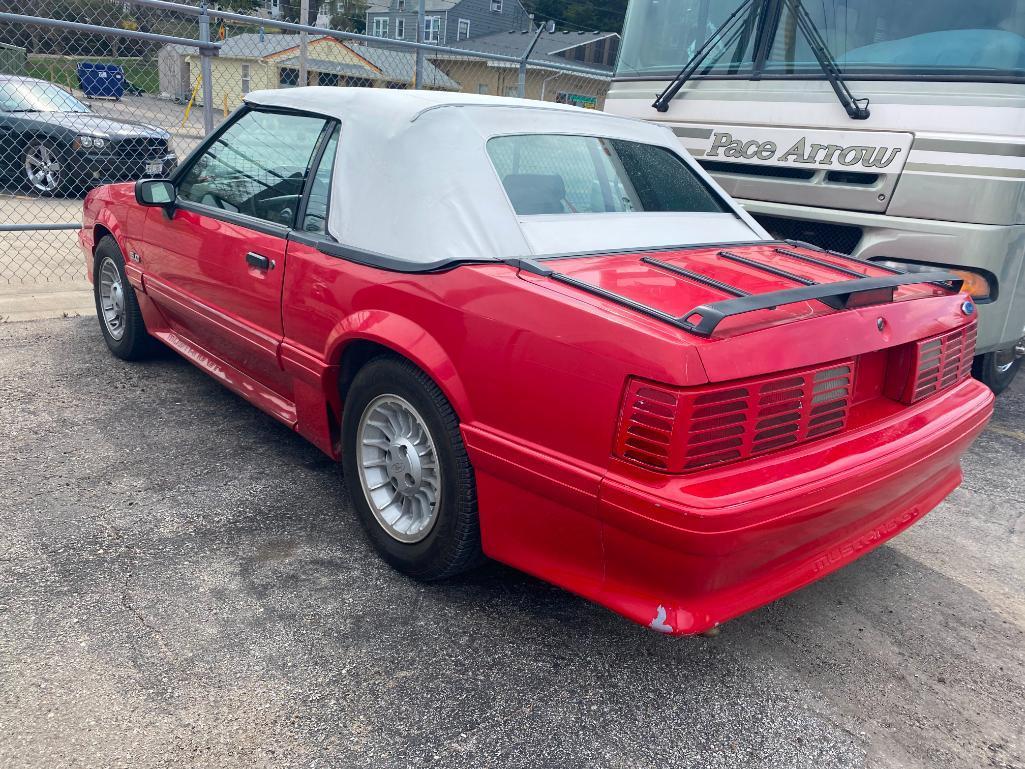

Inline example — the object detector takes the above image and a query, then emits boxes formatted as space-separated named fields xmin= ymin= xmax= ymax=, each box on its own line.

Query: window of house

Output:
xmin=178 ymin=110 xmax=329 ymax=227
xmin=372 ymin=17 xmax=389 ymax=37
xmin=241 ymin=63 xmax=251 ymax=94
xmin=397 ymin=0 xmax=404 ymax=8
xmin=318 ymin=71 xmax=340 ymax=87
xmin=477 ymin=83 xmax=489 ymax=94
xmin=504 ymin=85 xmax=518 ymax=97
xmin=457 ymin=18 xmax=470 ymax=40
xmin=343 ymin=76 xmax=375 ymax=87
xmin=278 ymin=67 xmax=299 ymax=87
xmin=395 ymin=18 xmax=405 ymax=38
xmin=490 ymin=0 xmax=502 ymax=11
xmin=424 ymin=16 xmax=441 ymax=42
xmin=301 ymin=126 xmax=339 ymax=235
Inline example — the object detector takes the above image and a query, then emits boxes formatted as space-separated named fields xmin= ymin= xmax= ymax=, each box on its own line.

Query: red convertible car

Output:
xmin=80 ymin=89 xmax=992 ymax=635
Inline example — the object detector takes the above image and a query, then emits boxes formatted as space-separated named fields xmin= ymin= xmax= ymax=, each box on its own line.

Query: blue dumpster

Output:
xmin=76 ymin=62 xmax=126 ymax=100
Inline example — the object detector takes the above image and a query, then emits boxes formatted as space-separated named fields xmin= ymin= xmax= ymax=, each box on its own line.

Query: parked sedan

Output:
xmin=0 ymin=75 xmax=176 ymax=196
xmin=80 ymin=88 xmax=992 ymax=635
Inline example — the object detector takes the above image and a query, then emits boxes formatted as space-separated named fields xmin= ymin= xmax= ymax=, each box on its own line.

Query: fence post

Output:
xmin=415 ymin=0 xmax=425 ymax=89
xmin=198 ymin=2 xmax=215 ymax=135
xmin=299 ymin=0 xmax=309 ymax=86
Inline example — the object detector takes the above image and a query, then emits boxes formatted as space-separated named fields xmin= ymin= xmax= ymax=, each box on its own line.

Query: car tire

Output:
xmin=93 ymin=236 xmax=157 ymax=361
xmin=972 ymin=350 xmax=1021 ymax=395
xmin=341 ymin=355 xmax=484 ymax=581
xmin=22 ymin=139 xmax=70 ymax=197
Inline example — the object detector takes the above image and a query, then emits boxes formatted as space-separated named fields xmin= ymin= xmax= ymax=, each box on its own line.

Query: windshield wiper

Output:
xmin=782 ymin=0 xmax=869 ymax=119
xmin=652 ymin=0 xmax=758 ymax=113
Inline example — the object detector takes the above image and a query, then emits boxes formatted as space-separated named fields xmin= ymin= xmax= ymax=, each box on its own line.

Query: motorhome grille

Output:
xmin=754 ymin=214 xmax=863 ymax=256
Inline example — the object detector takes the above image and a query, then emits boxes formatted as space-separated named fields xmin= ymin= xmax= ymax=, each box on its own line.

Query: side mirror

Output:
xmin=135 ymin=178 xmax=176 ymax=215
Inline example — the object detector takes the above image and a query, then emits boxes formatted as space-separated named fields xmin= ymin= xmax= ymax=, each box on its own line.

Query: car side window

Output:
xmin=301 ymin=126 xmax=339 ymax=235
xmin=178 ymin=110 xmax=328 ymax=227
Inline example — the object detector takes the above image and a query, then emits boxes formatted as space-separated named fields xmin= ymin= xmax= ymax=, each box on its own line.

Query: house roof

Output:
xmin=441 ymin=30 xmax=617 ymax=73
xmin=349 ymin=43 xmax=461 ymax=89
xmin=218 ymin=33 xmax=307 ymax=58
xmin=241 ymin=87 xmax=759 ymax=264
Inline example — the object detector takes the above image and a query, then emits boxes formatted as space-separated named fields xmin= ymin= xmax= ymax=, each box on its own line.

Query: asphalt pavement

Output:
xmin=1 ymin=317 xmax=1023 ymax=769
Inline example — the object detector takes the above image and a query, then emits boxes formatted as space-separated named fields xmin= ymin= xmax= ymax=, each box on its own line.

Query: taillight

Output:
xmin=886 ymin=320 xmax=977 ymax=405
xmin=614 ymin=380 xmax=679 ymax=469
xmin=614 ymin=360 xmax=855 ymax=473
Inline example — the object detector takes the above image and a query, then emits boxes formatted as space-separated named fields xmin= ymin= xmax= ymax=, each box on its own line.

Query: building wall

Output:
xmin=366 ymin=0 xmax=530 ymax=45
xmin=187 ymin=38 xmax=385 ymax=111
xmin=431 ymin=58 xmax=608 ymax=107
xmin=446 ymin=0 xmax=531 ymax=42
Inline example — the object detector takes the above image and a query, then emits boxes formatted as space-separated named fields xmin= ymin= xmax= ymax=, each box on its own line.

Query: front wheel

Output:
xmin=23 ymin=140 xmax=67 ymax=197
xmin=341 ymin=356 xmax=483 ymax=580
xmin=93 ymin=236 xmax=157 ymax=361
xmin=972 ymin=349 xmax=1021 ymax=395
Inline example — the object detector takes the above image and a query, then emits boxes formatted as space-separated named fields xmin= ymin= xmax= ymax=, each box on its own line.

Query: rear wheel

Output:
xmin=93 ymin=236 xmax=156 ymax=361
xmin=341 ymin=356 xmax=483 ymax=580
xmin=972 ymin=349 xmax=1021 ymax=395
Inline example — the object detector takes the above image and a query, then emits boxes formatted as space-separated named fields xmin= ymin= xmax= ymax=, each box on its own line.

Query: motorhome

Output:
xmin=607 ymin=0 xmax=1025 ymax=391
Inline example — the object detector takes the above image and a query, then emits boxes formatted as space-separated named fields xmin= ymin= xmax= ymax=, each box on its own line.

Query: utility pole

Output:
xmin=299 ymin=0 xmax=310 ymax=87
xmin=518 ymin=19 xmax=553 ymax=99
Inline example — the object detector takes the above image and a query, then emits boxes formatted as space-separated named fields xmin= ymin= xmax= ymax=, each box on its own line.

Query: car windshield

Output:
xmin=487 ymin=134 xmax=727 ymax=215
xmin=0 ymin=80 xmax=90 ymax=113
xmin=616 ymin=0 xmax=1025 ymax=80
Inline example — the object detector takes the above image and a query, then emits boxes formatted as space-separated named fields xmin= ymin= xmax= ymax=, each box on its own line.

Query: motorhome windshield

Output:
xmin=617 ymin=0 xmax=1025 ymax=81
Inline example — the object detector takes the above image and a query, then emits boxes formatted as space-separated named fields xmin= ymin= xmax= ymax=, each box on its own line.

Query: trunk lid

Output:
xmin=527 ymin=242 xmax=967 ymax=382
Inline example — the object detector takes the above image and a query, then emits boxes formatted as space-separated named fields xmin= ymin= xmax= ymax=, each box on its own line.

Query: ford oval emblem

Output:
xmin=962 ymin=301 xmax=976 ymax=316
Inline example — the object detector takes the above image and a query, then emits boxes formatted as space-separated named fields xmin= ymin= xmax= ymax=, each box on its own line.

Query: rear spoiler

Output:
xmin=507 ymin=242 xmax=964 ymax=338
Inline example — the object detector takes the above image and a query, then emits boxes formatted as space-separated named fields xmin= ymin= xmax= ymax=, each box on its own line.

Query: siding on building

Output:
xmin=366 ymin=0 xmax=530 ymax=46
xmin=431 ymin=58 xmax=608 ymax=107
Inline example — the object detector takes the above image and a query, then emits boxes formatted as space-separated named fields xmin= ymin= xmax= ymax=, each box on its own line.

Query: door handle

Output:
xmin=245 ymin=252 xmax=274 ymax=270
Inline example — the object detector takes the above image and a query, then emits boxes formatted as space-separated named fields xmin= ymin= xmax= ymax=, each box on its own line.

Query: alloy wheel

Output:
xmin=98 ymin=257 xmax=126 ymax=341
xmin=24 ymin=143 xmax=62 ymax=195
xmin=356 ymin=394 xmax=442 ymax=543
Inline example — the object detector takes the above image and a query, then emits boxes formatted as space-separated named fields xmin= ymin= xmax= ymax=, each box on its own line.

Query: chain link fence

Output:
xmin=0 ymin=0 xmax=613 ymax=287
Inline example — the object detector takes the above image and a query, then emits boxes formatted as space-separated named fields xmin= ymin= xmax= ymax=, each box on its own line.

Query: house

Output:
xmin=365 ymin=0 xmax=532 ymax=46
xmin=430 ymin=29 xmax=618 ymax=108
xmin=171 ymin=33 xmax=459 ymax=111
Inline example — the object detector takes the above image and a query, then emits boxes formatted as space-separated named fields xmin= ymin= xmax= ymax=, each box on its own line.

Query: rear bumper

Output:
xmin=595 ymin=378 xmax=993 ymax=634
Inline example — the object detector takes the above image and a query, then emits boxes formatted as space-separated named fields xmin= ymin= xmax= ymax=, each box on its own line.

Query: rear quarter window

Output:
xmin=486 ymin=134 xmax=728 ymax=216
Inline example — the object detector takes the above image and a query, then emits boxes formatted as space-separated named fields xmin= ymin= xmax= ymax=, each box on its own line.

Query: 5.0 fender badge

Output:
xmin=129 ymin=251 xmax=142 ymax=263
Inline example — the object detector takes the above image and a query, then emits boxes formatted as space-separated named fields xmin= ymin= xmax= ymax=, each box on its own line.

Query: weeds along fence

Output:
xmin=0 ymin=0 xmax=612 ymax=286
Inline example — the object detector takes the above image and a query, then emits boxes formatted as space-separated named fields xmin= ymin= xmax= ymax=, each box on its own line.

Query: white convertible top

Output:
xmin=244 ymin=88 xmax=765 ymax=264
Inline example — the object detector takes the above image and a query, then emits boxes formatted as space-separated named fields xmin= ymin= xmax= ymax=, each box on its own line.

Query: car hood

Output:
xmin=10 ymin=111 xmax=170 ymax=140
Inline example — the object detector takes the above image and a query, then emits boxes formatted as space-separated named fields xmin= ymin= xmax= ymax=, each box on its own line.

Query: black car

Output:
xmin=0 ymin=75 xmax=177 ymax=197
